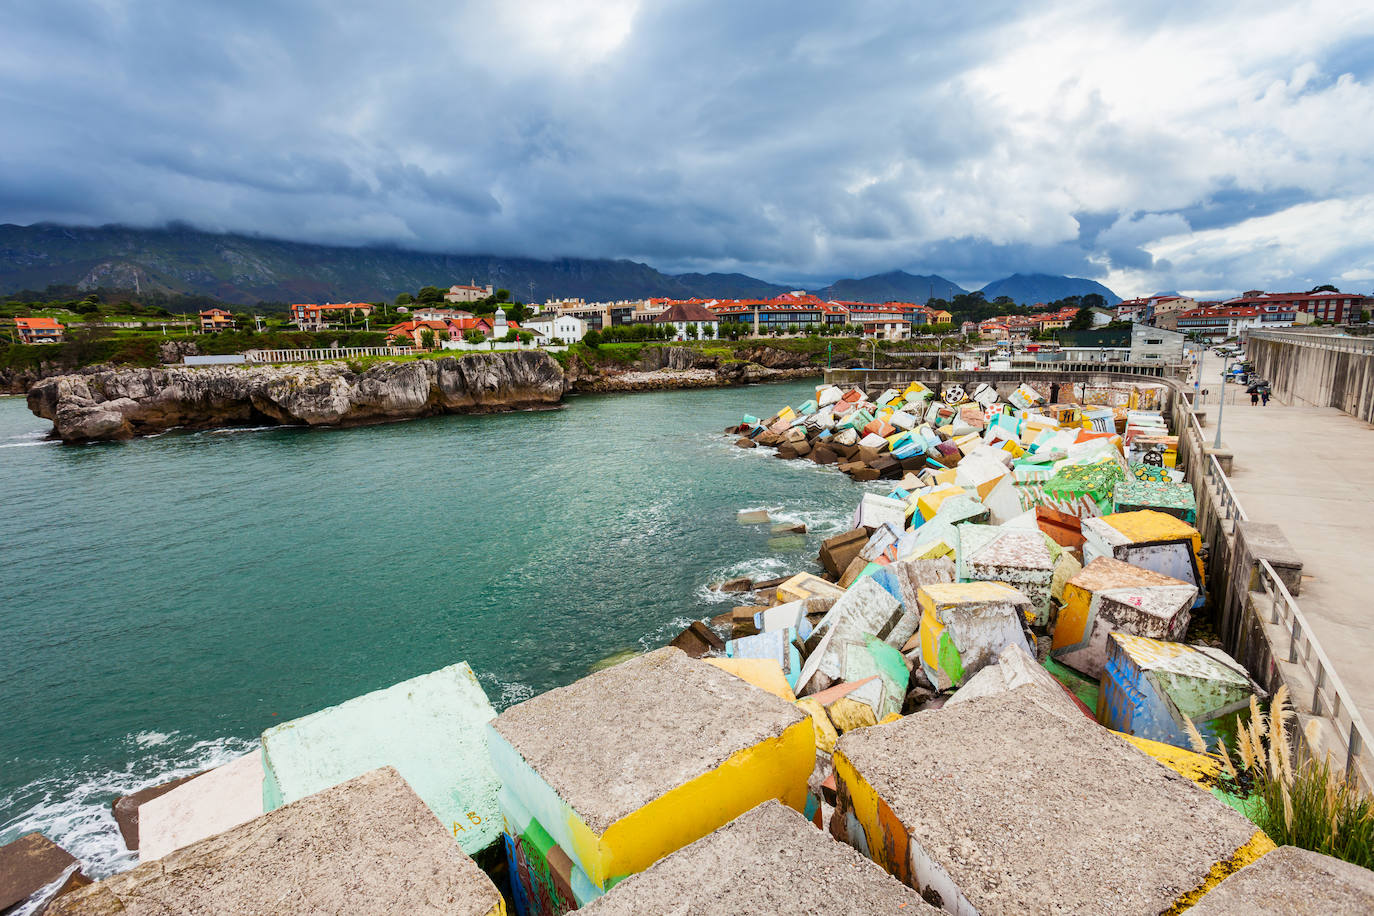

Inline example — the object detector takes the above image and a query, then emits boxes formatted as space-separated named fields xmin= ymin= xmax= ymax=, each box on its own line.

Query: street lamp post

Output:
xmin=864 ymin=337 xmax=878 ymax=369
xmin=1213 ymin=353 xmax=1230 ymax=449
xmin=937 ymin=335 xmax=958 ymax=372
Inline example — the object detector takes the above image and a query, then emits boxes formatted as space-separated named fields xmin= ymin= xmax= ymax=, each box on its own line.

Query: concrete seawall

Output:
xmin=1246 ymin=331 xmax=1374 ymax=423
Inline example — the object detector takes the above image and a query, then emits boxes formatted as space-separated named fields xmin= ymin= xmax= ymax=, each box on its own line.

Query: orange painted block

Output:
xmin=1036 ymin=506 xmax=1084 ymax=548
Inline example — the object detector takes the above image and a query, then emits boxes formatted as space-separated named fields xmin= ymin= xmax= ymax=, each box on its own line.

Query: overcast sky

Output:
xmin=3 ymin=1 xmax=1373 ymax=297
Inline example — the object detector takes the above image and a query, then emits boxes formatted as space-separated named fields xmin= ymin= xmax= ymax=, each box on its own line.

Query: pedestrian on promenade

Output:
xmin=1250 ymin=390 xmax=1260 ymax=406
xmin=1261 ymin=389 xmax=1271 ymax=406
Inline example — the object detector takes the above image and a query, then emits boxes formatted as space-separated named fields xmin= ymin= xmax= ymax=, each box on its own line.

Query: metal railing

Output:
xmin=1248 ymin=329 xmax=1374 ymax=354
xmin=243 ymin=346 xmax=415 ymax=363
xmin=1257 ymin=558 xmax=1374 ymax=791
xmin=1174 ymin=384 xmax=1373 ymax=788
xmin=1183 ymin=406 xmax=1248 ymax=525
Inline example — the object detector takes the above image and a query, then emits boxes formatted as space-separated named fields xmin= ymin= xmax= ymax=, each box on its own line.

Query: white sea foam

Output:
xmin=7 ymin=865 xmax=80 ymax=916
xmin=695 ymin=556 xmax=793 ymax=604
xmin=476 ymin=672 xmax=537 ymax=711
xmin=0 ymin=732 xmax=258 ymax=883
xmin=206 ymin=425 xmax=280 ymax=435
xmin=638 ymin=616 xmax=696 ymax=651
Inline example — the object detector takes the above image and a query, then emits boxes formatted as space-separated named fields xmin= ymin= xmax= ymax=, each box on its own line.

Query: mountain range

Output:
xmin=0 ymin=223 xmax=1119 ymax=308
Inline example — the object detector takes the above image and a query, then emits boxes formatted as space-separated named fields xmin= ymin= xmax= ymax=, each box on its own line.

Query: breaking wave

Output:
xmin=0 ymin=732 xmax=258 ymax=884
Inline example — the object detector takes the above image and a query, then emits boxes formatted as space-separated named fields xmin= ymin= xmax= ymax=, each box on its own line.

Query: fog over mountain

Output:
xmin=2 ymin=2 xmax=1373 ymax=299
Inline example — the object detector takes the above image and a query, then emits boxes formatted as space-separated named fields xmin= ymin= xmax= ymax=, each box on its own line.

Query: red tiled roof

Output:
xmin=655 ymin=302 xmax=720 ymax=323
xmin=15 ymin=316 xmax=64 ymax=329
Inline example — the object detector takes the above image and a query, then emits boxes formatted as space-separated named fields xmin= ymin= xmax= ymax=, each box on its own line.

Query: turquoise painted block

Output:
xmin=261 ymin=661 xmax=502 ymax=855
xmin=799 ymin=400 xmax=818 ymax=415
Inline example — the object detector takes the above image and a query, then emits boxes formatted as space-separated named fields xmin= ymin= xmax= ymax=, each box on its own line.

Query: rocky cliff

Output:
xmin=28 ymin=351 xmax=565 ymax=442
xmin=564 ymin=345 xmax=823 ymax=393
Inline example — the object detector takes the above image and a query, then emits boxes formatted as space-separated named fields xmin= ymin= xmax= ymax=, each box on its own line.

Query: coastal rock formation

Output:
xmin=28 ymin=351 xmax=565 ymax=442
xmin=565 ymin=344 xmax=822 ymax=393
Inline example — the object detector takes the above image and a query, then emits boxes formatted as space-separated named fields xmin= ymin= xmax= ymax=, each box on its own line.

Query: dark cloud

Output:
xmin=1 ymin=0 xmax=1373 ymax=296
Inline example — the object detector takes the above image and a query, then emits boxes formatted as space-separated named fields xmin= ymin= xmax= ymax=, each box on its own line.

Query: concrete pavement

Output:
xmin=1192 ymin=351 xmax=1374 ymax=726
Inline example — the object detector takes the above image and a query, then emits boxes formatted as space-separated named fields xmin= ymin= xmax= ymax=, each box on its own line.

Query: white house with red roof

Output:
xmin=654 ymin=301 xmax=720 ymax=339
xmin=14 ymin=316 xmax=65 ymax=343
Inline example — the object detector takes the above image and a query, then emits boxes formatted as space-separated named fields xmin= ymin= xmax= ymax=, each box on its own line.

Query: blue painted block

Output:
xmin=725 ymin=628 xmax=803 ymax=689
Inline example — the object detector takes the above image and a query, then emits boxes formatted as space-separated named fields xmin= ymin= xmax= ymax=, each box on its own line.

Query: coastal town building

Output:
xmin=551 ymin=299 xmax=657 ymax=331
xmin=654 ymin=302 xmax=721 ymax=340
xmin=198 ymin=308 xmax=235 ymax=333
xmin=858 ymin=317 xmax=911 ymax=340
xmin=384 ymin=319 xmax=452 ymax=347
xmin=14 ymin=316 xmax=65 ymax=344
xmin=445 ymin=282 xmax=494 ymax=303
xmin=412 ymin=307 xmax=473 ymax=323
xmin=288 ymin=303 xmax=373 ymax=330
xmin=1221 ymin=290 xmax=1371 ymax=324
xmin=1172 ymin=304 xmax=1312 ymax=339
xmin=523 ymin=312 xmax=587 ymax=343
xmin=1056 ymin=325 xmax=1186 ymax=363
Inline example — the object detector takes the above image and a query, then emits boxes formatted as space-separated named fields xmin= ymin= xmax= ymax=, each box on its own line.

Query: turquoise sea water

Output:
xmin=0 ymin=380 xmax=878 ymax=875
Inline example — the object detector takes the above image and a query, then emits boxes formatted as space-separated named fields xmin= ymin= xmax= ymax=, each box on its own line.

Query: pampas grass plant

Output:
xmin=1226 ymin=685 xmax=1374 ymax=869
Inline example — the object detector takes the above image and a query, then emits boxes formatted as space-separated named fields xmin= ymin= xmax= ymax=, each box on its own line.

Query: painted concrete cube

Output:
xmin=52 ymin=768 xmax=505 ymax=916
xmin=917 ymin=581 xmax=1034 ymax=690
xmin=725 ymin=627 xmax=804 ymax=690
xmin=830 ymin=689 xmax=1272 ymax=915
xmin=1112 ymin=479 xmax=1197 ymax=523
xmin=1052 ymin=557 xmax=1197 ymax=679
xmin=956 ymin=524 xmax=1063 ymax=625
xmin=138 ymin=750 xmax=264 ymax=862
xmin=260 ymin=661 xmax=502 ymax=857
xmin=1188 ymin=845 xmax=1374 ymax=915
xmin=1082 ymin=510 xmax=1206 ymax=608
xmin=795 ymin=577 xmax=901 ymax=695
xmin=487 ymin=648 xmax=812 ymax=914
xmin=1098 ymin=633 xmax=1256 ymax=753
xmin=853 ymin=492 xmax=907 ymax=531
xmin=579 ymin=801 xmax=934 ymax=914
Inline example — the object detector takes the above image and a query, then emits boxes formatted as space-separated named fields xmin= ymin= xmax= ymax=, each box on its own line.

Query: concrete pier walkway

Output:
xmin=1194 ymin=358 xmax=1374 ymax=725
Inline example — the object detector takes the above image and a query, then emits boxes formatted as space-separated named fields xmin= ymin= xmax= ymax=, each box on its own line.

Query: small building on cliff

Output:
xmin=14 ymin=316 xmax=65 ymax=344
xmin=654 ymin=302 xmax=720 ymax=340
xmin=198 ymin=309 xmax=235 ymax=333
xmin=523 ymin=312 xmax=586 ymax=343
xmin=445 ymin=282 xmax=494 ymax=303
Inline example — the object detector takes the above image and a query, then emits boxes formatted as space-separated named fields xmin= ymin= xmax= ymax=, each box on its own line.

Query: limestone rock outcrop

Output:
xmin=28 ymin=351 xmax=565 ymax=442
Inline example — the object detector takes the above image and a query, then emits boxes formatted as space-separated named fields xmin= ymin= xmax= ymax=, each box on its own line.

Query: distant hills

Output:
xmin=811 ymin=270 xmax=967 ymax=303
xmin=978 ymin=273 xmax=1122 ymax=306
xmin=0 ymin=223 xmax=1119 ymax=308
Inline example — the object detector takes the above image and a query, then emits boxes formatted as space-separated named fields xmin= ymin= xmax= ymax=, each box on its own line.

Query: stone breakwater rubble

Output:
xmin=11 ymin=378 xmax=1374 ymax=913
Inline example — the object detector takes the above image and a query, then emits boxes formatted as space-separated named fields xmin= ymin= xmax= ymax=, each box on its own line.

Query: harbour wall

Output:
xmin=1245 ymin=331 xmax=1374 ymax=423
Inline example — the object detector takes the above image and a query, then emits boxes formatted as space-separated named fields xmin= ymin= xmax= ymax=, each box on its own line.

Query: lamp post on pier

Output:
xmin=1214 ymin=353 xmax=1230 ymax=449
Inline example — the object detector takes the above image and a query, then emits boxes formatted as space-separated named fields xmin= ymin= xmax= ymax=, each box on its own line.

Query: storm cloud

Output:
xmin=2 ymin=0 xmax=1373 ymax=297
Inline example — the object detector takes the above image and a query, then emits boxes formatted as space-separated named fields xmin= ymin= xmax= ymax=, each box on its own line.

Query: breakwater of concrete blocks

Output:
xmin=8 ymin=377 xmax=1374 ymax=913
